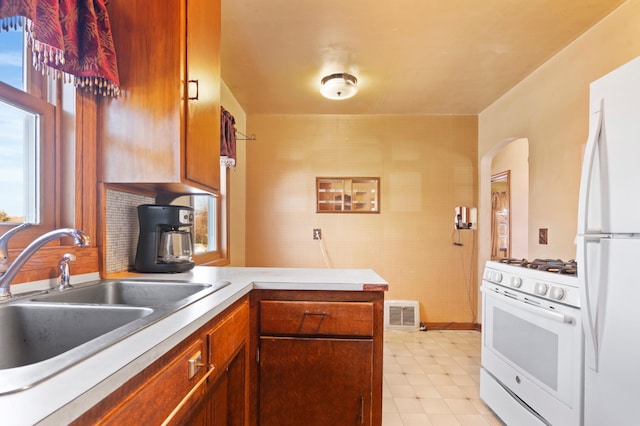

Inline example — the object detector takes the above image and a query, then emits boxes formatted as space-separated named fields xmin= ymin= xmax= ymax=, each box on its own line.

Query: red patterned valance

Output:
xmin=220 ymin=106 xmax=237 ymax=168
xmin=0 ymin=0 xmax=120 ymax=97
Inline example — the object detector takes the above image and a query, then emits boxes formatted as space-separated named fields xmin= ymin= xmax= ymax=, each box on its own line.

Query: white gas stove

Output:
xmin=481 ymin=258 xmax=583 ymax=426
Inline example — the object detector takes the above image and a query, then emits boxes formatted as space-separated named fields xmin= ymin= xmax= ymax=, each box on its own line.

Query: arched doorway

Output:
xmin=478 ymin=137 xmax=529 ymax=300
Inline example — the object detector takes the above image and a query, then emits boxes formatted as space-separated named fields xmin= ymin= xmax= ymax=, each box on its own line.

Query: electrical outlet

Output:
xmin=313 ymin=228 xmax=321 ymax=240
xmin=539 ymin=228 xmax=548 ymax=245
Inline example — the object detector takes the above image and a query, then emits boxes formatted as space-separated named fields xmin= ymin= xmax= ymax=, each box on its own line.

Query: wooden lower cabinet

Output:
xmin=251 ymin=290 xmax=385 ymax=426
xmin=70 ymin=289 xmax=385 ymax=425
xmin=72 ymin=297 xmax=249 ymax=425
xmin=259 ymin=337 xmax=373 ymax=426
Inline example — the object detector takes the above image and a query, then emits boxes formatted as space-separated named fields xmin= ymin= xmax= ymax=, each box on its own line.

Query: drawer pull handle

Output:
xmin=187 ymin=351 xmax=204 ymax=379
xmin=303 ymin=311 xmax=327 ymax=316
xmin=161 ymin=363 xmax=216 ymax=426
xmin=188 ymin=79 xmax=199 ymax=100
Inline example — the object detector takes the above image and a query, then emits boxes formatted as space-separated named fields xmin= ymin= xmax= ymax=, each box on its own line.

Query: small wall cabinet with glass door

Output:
xmin=316 ymin=177 xmax=380 ymax=213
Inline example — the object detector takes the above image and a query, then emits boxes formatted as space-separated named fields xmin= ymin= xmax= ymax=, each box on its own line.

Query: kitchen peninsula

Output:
xmin=0 ymin=266 xmax=387 ymax=425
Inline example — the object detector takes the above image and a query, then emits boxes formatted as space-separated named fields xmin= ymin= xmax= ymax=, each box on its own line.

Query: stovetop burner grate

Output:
xmin=499 ymin=258 xmax=577 ymax=275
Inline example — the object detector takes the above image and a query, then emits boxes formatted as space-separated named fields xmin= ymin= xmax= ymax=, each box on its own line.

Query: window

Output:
xmin=0 ymin=28 xmax=25 ymax=90
xmin=193 ymin=194 xmax=218 ymax=254
xmin=0 ymin=99 xmax=39 ymax=223
xmin=172 ymin=169 xmax=229 ymax=265
xmin=0 ymin=27 xmax=56 ymax=240
xmin=0 ymin=23 xmax=99 ymax=286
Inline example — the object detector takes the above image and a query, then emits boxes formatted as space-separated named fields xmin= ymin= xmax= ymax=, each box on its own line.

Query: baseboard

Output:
xmin=421 ymin=322 xmax=481 ymax=331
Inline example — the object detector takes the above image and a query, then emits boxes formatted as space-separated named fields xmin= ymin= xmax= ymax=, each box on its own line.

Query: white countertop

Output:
xmin=0 ymin=266 xmax=387 ymax=425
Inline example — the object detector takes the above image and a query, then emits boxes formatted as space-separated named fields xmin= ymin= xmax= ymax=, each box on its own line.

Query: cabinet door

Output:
xmin=185 ymin=0 xmax=221 ymax=191
xmin=208 ymin=301 xmax=249 ymax=371
xmin=100 ymin=0 xmax=221 ymax=192
xmin=179 ymin=370 xmax=228 ymax=426
xmin=207 ymin=300 xmax=249 ymax=424
xmin=259 ymin=337 xmax=373 ymax=426
xmin=100 ymin=0 xmax=185 ymax=184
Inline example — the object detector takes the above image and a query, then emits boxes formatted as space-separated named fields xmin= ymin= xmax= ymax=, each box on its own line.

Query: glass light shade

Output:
xmin=320 ymin=73 xmax=358 ymax=100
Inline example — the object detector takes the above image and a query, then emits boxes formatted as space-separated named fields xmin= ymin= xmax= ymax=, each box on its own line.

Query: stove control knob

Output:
xmin=549 ymin=287 xmax=566 ymax=301
xmin=494 ymin=272 xmax=503 ymax=283
xmin=510 ymin=277 xmax=522 ymax=288
xmin=534 ymin=282 xmax=548 ymax=296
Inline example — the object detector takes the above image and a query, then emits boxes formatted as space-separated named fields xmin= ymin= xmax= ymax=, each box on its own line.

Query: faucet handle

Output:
xmin=61 ymin=253 xmax=77 ymax=263
xmin=58 ymin=253 xmax=77 ymax=291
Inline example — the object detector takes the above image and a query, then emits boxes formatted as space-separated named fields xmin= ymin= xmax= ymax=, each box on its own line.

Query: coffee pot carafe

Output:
xmin=157 ymin=229 xmax=193 ymax=264
xmin=135 ymin=204 xmax=195 ymax=273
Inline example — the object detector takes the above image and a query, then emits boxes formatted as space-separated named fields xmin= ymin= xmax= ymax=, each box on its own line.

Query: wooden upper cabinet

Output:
xmin=184 ymin=0 xmax=221 ymax=191
xmin=98 ymin=0 xmax=221 ymax=193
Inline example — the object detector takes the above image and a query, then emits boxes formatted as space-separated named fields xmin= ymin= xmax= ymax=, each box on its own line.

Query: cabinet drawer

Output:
xmin=260 ymin=301 xmax=373 ymax=337
xmin=100 ymin=339 xmax=205 ymax=425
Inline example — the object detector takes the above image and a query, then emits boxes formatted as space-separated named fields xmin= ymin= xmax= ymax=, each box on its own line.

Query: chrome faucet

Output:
xmin=0 ymin=228 xmax=91 ymax=300
xmin=0 ymin=223 xmax=33 ymax=274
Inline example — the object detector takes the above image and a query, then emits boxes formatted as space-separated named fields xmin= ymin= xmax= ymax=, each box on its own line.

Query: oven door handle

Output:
xmin=481 ymin=286 xmax=575 ymax=324
xmin=522 ymin=300 xmax=575 ymax=324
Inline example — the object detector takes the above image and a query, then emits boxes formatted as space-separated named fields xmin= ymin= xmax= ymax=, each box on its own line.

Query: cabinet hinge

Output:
xmin=256 ymin=347 xmax=260 ymax=365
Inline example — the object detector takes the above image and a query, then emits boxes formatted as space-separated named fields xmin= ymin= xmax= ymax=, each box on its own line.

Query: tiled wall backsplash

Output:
xmin=105 ymin=189 xmax=155 ymax=273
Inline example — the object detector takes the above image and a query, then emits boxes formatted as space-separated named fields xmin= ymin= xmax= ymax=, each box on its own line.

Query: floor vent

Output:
xmin=384 ymin=300 xmax=420 ymax=332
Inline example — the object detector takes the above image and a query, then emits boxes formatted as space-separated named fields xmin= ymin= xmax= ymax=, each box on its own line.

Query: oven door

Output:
xmin=481 ymin=284 xmax=583 ymax=426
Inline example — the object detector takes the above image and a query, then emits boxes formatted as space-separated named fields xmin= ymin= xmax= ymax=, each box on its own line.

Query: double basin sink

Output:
xmin=0 ymin=279 xmax=231 ymax=395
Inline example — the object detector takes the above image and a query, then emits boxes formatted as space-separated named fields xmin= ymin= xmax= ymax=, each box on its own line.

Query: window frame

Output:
xmin=0 ymin=81 xmax=56 ymax=248
xmin=0 ymin=52 xmax=99 ymax=287
xmin=0 ymin=26 xmax=56 ymax=247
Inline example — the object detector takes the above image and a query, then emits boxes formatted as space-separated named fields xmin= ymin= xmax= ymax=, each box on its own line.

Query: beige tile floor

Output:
xmin=383 ymin=330 xmax=504 ymax=426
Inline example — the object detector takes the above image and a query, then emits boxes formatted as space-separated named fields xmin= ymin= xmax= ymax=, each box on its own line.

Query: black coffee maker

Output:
xmin=135 ymin=204 xmax=195 ymax=273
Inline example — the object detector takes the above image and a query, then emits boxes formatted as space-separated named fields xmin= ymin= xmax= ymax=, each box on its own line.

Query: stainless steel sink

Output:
xmin=30 ymin=280 xmax=220 ymax=306
xmin=0 ymin=303 xmax=153 ymax=369
xmin=0 ymin=279 xmax=232 ymax=395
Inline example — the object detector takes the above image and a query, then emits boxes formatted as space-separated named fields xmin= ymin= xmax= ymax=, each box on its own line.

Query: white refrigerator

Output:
xmin=576 ymin=56 xmax=640 ymax=426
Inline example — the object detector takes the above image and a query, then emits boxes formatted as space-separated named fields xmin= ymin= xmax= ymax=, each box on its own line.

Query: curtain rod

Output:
xmin=235 ymin=130 xmax=256 ymax=141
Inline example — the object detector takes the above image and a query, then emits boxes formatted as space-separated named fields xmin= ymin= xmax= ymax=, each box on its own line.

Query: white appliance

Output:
xmin=480 ymin=259 xmax=583 ymax=426
xmin=576 ymin=56 xmax=640 ymax=425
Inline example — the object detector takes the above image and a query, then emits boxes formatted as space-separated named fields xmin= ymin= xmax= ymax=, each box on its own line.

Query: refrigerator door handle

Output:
xmin=577 ymin=101 xmax=604 ymax=235
xmin=578 ymin=235 xmax=599 ymax=371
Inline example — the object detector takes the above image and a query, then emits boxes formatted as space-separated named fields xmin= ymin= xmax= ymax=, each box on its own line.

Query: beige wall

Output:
xmin=245 ymin=114 xmax=478 ymax=323
xmin=479 ymin=0 xmax=640 ymax=268
xmin=230 ymin=1 xmax=640 ymax=323
xmin=221 ymin=82 xmax=247 ymax=266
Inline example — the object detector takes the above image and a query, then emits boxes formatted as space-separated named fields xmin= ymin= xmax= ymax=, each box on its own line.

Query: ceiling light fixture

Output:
xmin=320 ymin=72 xmax=358 ymax=100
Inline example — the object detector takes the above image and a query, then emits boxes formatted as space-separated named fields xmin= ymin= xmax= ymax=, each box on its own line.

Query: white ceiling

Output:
xmin=221 ymin=0 xmax=626 ymax=115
